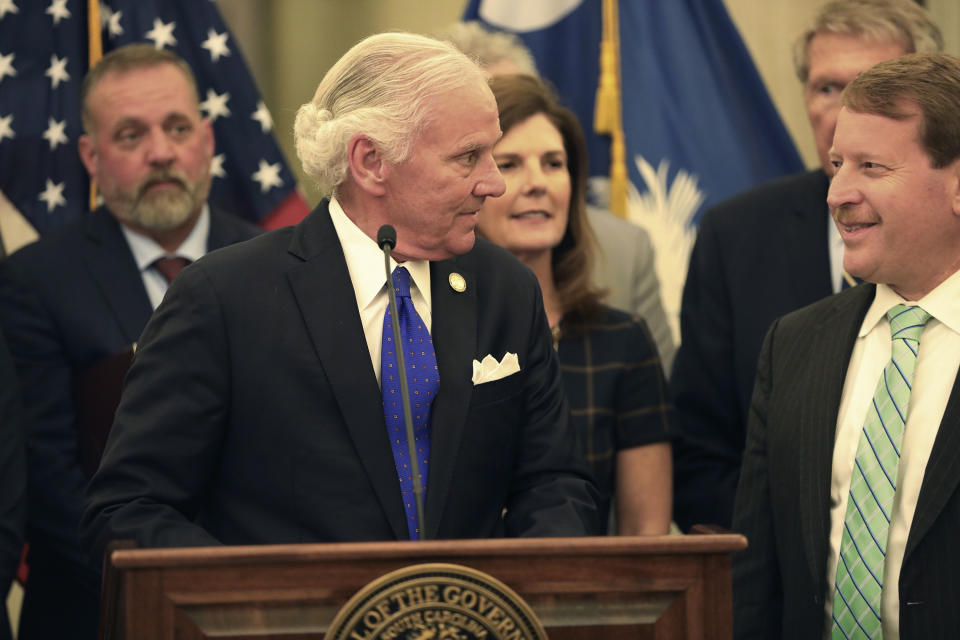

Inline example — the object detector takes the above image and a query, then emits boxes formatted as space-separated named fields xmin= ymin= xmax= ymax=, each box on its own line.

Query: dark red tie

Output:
xmin=152 ymin=256 xmax=190 ymax=284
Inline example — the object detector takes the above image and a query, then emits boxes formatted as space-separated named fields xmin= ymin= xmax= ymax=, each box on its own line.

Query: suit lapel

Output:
xmin=423 ymin=256 xmax=476 ymax=539
xmin=79 ymin=209 xmax=153 ymax=344
xmin=285 ymin=203 xmax=407 ymax=539
xmin=905 ymin=375 xmax=960 ymax=560
xmin=78 ymin=207 xmax=253 ymax=345
xmin=798 ymin=286 xmax=875 ymax=581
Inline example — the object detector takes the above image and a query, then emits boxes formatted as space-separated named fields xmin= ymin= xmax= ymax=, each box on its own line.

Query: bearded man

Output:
xmin=0 ymin=44 xmax=258 ymax=640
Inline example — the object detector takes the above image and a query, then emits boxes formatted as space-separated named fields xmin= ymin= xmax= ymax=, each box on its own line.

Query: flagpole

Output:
xmin=87 ymin=0 xmax=102 ymax=212
xmin=594 ymin=0 xmax=627 ymax=217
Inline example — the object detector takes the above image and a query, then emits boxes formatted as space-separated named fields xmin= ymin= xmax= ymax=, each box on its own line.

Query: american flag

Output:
xmin=0 ymin=0 xmax=308 ymax=237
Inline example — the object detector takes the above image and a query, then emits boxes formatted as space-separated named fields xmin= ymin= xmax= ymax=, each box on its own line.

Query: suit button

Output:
xmin=813 ymin=594 xmax=822 ymax=605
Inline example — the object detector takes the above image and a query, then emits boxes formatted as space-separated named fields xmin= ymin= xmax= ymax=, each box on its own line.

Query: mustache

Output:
xmin=832 ymin=205 xmax=856 ymax=223
xmin=833 ymin=206 xmax=880 ymax=229
xmin=136 ymin=171 xmax=189 ymax=198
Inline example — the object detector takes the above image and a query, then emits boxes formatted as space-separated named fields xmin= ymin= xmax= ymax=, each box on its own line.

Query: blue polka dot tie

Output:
xmin=381 ymin=266 xmax=439 ymax=540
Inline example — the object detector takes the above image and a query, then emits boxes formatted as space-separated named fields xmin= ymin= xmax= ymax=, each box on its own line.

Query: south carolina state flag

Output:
xmin=464 ymin=0 xmax=803 ymax=335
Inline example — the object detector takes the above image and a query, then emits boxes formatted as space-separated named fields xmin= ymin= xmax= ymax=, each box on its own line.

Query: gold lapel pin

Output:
xmin=449 ymin=272 xmax=466 ymax=293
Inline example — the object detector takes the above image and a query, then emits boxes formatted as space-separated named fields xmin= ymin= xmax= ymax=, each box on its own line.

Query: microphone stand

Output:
xmin=377 ymin=225 xmax=427 ymax=540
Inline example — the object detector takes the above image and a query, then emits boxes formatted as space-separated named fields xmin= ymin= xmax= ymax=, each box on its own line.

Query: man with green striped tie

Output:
xmin=732 ymin=52 xmax=960 ymax=640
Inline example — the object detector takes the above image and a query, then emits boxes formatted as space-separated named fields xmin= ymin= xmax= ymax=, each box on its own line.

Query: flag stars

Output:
xmin=0 ymin=52 xmax=15 ymax=83
xmin=0 ymin=113 xmax=14 ymax=143
xmin=210 ymin=153 xmax=226 ymax=179
xmin=199 ymin=88 xmax=230 ymax=121
xmin=38 ymin=179 xmax=65 ymax=212
xmin=145 ymin=17 xmax=176 ymax=49
xmin=107 ymin=10 xmax=123 ymax=38
xmin=0 ymin=0 xmax=18 ymax=20
xmin=42 ymin=117 xmax=67 ymax=150
xmin=252 ymin=159 xmax=282 ymax=192
xmin=251 ymin=101 xmax=272 ymax=133
xmin=45 ymin=54 xmax=69 ymax=89
xmin=46 ymin=0 xmax=70 ymax=25
xmin=98 ymin=5 xmax=123 ymax=37
xmin=201 ymin=28 xmax=230 ymax=62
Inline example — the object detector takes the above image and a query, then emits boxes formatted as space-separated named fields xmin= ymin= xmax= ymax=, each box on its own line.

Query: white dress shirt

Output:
xmin=120 ymin=205 xmax=210 ymax=310
xmin=327 ymin=197 xmax=432 ymax=387
xmin=824 ymin=267 xmax=960 ymax=639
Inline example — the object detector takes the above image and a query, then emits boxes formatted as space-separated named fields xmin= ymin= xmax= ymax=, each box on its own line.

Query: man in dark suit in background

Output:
xmin=734 ymin=52 xmax=960 ymax=639
xmin=0 ymin=329 xmax=25 ymax=640
xmin=670 ymin=0 xmax=942 ymax=532
xmin=0 ymin=44 xmax=258 ymax=640
xmin=82 ymin=32 xmax=598 ymax=560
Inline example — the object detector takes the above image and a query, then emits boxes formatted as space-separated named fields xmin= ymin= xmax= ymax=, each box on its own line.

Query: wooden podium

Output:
xmin=100 ymin=532 xmax=745 ymax=639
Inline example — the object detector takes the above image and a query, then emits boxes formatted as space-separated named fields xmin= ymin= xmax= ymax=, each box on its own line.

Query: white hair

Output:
xmin=294 ymin=32 xmax=486 ymax=197
xmin=435 ymin=21 xmax=538 ymax=76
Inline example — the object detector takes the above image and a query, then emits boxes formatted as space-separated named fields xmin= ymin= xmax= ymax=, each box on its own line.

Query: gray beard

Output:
xmin=125 ymin=186 xmax=197 ymax=232
xmin=110 ymin=170 xmax=211 ymax=233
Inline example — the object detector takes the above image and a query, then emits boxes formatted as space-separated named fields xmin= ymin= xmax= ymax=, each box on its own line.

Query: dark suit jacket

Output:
xmin=0 ymin=328 xmax=25 ymax=640
xmin=732 ymin=284 xmax=960 ymax=639
xmin=81 ymin=201 xmax=599 ymax=557
xmin=670 ymin=169 xmax=833 ymax=531
xmin=0 ymin=207 xmax=258 ymax=637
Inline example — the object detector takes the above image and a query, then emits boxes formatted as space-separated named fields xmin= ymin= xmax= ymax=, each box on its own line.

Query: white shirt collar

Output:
xmin=121 ymin=204 xmax=211 ymax=270
xmin=860 ymin=266 xmax=960 ymax=337
xmin=327 ymin=197 xmax=432 ymax=311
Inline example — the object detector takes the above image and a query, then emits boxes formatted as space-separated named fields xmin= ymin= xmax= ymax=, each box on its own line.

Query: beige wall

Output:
xmin=928 ymin=0 xmax=960 ymax=55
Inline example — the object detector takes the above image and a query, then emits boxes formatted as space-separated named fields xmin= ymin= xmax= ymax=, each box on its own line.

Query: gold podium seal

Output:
xmin=325 ymin=563 xmax=547 ymax=640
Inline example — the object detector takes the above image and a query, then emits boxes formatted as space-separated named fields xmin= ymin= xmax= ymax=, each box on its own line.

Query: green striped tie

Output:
xmin=832 ymin=304 xmax=932 ymax=639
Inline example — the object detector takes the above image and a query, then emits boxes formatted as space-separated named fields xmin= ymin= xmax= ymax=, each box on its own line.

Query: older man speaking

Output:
xmin=82 ymin=33 xmax=599 ymax=560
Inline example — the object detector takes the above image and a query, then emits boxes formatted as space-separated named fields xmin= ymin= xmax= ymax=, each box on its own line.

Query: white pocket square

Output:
xmin=472 ymin=352 xmax=520 ymax=385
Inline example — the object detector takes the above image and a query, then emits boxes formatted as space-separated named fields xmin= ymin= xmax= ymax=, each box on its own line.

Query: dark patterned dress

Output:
xmin=557 ymin=306 xmax=674 ymax=531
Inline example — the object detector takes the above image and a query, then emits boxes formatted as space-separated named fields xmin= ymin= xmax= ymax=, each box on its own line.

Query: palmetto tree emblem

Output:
xmin=626 ymin=155 xmax=702 ymax=344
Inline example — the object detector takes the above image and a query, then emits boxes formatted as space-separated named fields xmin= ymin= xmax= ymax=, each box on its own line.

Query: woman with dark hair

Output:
xmin=478 ymin=74 xmax=673 ymax=534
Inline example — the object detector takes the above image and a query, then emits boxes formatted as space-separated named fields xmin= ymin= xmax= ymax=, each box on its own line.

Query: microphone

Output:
xmin=377 ymin=224 xmax=426 ymax=540
xmin=377 ymin=224 xmax=396 ymax=251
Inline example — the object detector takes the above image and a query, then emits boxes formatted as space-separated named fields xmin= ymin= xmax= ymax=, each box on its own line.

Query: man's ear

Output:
xmin=346 ymin=134 xmax=387 ymax=197
xmin=951 ymin=159 xmax=960 ymax=218
xmin=78 ymin=134 xmax=98 ymax=181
